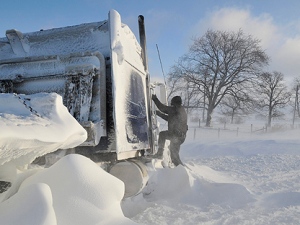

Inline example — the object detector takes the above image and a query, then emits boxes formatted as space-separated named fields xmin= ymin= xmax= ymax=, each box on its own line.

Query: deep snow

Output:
xmin=0 ymin=154 xmax=136 ymax=225
xmin=0 ymin=93 xmax=87 ymax=168
xmin=128 ymin=130 xmax=300 ymax=225
xmin=0 ymin=93 xmax=300 ymax=224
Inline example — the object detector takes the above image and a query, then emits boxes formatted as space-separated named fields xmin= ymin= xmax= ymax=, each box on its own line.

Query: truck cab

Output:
xmin=0 ymin=10 xmax=159 ymax=160
xmin=0 ymin=10 xmax=164 ymax=197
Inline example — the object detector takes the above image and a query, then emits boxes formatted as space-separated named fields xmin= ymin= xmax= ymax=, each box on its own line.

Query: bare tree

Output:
xmin=220 ymin=90 xmax=253 ymax=123
xmin=291 ymin=77 xmax=300 ymax=125
xmin=167 ymin=67 xmax=204 ymax=117
xmin=170 ymin=29 xmax=269 ymax=126
xmin=166 ymin=66 xmax=184 ymax=99
xmin=254 ymin=71 xmax=291 ymax=127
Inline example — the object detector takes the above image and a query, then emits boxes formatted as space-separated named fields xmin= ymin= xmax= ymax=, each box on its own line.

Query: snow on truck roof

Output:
xmin=0 ymin=18 xmax=143 ymax=65
xmin=0 ymin=21 xmax=111 ymax=60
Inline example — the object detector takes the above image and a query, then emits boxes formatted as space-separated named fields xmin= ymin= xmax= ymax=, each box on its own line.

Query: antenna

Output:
xmin=156 ymin=44 xmax=167 ymax=85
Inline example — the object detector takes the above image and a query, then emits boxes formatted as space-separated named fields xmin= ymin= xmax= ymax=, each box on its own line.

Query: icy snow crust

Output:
xmin=0 ymin=93 xmax=87 ymax=167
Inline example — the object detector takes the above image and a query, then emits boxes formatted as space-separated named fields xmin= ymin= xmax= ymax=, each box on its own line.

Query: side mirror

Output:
xmin=151 ymin=82 xmax=167 ymax=105
xmin=159 ymin=84 xmax=167 ymax=105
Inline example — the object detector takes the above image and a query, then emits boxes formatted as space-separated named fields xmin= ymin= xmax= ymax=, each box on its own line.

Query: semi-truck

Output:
xmin=0 ymin=10 xmax=167 ymax=197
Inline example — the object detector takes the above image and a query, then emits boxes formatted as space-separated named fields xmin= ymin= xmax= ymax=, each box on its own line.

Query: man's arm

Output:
xmin=152 ymin=94 xmax=171 ymax=114
xmin=156 ymin=110 xmax=168 ymax=121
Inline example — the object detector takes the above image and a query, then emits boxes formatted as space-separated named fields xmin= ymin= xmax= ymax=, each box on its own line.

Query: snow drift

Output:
xmin=0 ymin=154 xmax=137 ymax=225
xmin=0 ymin=93 xmax=87 ymax=167
xmin=0 ymin=183 xmax=56 ymax=225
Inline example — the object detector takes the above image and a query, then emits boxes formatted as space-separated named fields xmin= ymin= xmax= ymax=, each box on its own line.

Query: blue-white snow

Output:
xmin=0 ymin=93 xmax=300 ymax=224
xmin=129 ymin=134 xmax=300 ymax=224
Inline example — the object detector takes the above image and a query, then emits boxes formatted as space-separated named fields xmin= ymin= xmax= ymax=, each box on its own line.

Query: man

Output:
xmin=152 ymin=94 xmax=188 ymax=166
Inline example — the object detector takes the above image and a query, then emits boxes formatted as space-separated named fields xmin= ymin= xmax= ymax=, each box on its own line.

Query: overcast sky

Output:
xmin=1 ymin=0 xmax=300 ymax=84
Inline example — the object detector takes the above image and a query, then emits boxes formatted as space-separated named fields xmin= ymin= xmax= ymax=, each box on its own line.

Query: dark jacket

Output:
xmin=153 ymin=96 xmax=188 ymax=136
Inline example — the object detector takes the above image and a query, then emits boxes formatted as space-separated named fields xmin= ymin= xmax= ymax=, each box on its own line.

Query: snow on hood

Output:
xmin=0 ymin=93 xmax=87 ymax=167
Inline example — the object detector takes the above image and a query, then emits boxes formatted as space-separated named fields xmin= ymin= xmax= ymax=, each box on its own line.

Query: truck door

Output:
xmin=109 ymin=10 xmax=150 ymax=160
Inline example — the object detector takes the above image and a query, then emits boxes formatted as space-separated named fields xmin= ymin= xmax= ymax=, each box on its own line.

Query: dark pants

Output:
xmin=157 ymin=130 xmax=186 ymax=166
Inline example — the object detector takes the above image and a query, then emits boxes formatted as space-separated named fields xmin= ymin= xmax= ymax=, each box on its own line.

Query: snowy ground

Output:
xmin=125 ymin=125 xmax=300 ymax=225
xmin=0 ymin=93 xmax=299 ymax=224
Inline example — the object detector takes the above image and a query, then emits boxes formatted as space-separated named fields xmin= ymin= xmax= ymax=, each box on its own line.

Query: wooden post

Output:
xmin=193 ymin=128 xmax=196 ymax=140
xmin=218 ymin=128 xmax=220 ymax=139
xmin=237 ymin=127 xmax=239 ymax=137
xmin=293 ymin=85 xmax=299 ymax=127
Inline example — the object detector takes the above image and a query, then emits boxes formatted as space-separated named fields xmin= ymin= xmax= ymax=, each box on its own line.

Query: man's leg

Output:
xmin=157 ymin=130 xmax=170 ymax=158
xmin=169 ymin=140 xmax=183 ymax=166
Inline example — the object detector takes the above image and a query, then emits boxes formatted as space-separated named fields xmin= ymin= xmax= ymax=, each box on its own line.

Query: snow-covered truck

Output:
xmin=0 ymin=10 xmax=164 ymax=197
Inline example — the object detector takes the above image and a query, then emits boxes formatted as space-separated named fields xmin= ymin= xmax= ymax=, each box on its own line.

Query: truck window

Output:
xmin=125 ymin=71 xmax=148 ymax=144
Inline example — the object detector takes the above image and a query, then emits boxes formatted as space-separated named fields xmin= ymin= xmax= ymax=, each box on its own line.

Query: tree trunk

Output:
xmin=231 ymin=109 xmax=235 ymax=124
xmin=268 ymin=106 xmax=272 ymax=127
xmin=202 ymin=87 xmax=206 ymax=122
xmin=205 ymin=106 xmax=213 ymax=127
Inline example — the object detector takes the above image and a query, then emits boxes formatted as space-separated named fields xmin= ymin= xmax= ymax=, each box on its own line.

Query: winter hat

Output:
xmin=171 ymin=96 xmax=182 ymax=106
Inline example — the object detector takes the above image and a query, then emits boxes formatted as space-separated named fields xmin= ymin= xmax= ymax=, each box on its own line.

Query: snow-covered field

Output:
xmin=127 ymin=127 xmax=300 ymax=225
xmin=0 ymin=93 xmax=299 ymax=224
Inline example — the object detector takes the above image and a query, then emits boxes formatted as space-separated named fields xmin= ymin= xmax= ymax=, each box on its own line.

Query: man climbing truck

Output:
xmin=0 ymin=10 xmax=166 ymax=197
xmin=152 ymin=94 xmax=188 ymax=166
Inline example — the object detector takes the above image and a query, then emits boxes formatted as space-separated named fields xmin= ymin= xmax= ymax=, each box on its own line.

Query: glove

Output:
xmin=152 ymin=94 xmax=158 ymax=101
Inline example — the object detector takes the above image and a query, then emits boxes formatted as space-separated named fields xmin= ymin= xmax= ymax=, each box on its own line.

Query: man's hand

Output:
xmin=152 ymin=94 xmax=158 ymax=101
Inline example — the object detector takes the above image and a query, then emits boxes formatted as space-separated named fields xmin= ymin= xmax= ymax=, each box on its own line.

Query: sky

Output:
xmin=1 ymin=0 xmax=300 ymax=85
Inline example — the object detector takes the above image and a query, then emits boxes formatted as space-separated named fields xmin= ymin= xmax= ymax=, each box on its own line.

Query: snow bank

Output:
xmin=123 ymin=163 xmax=254 ymax=223
xmin=0 ymin=93 xmax=87 ymax=167
xmin=141 ymin=165 xmax=254 ymax=208
xmin=1 ymin=154 xmax=137 ymax=225
xmin=0 ymin=183 xmax=56 ymax=225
